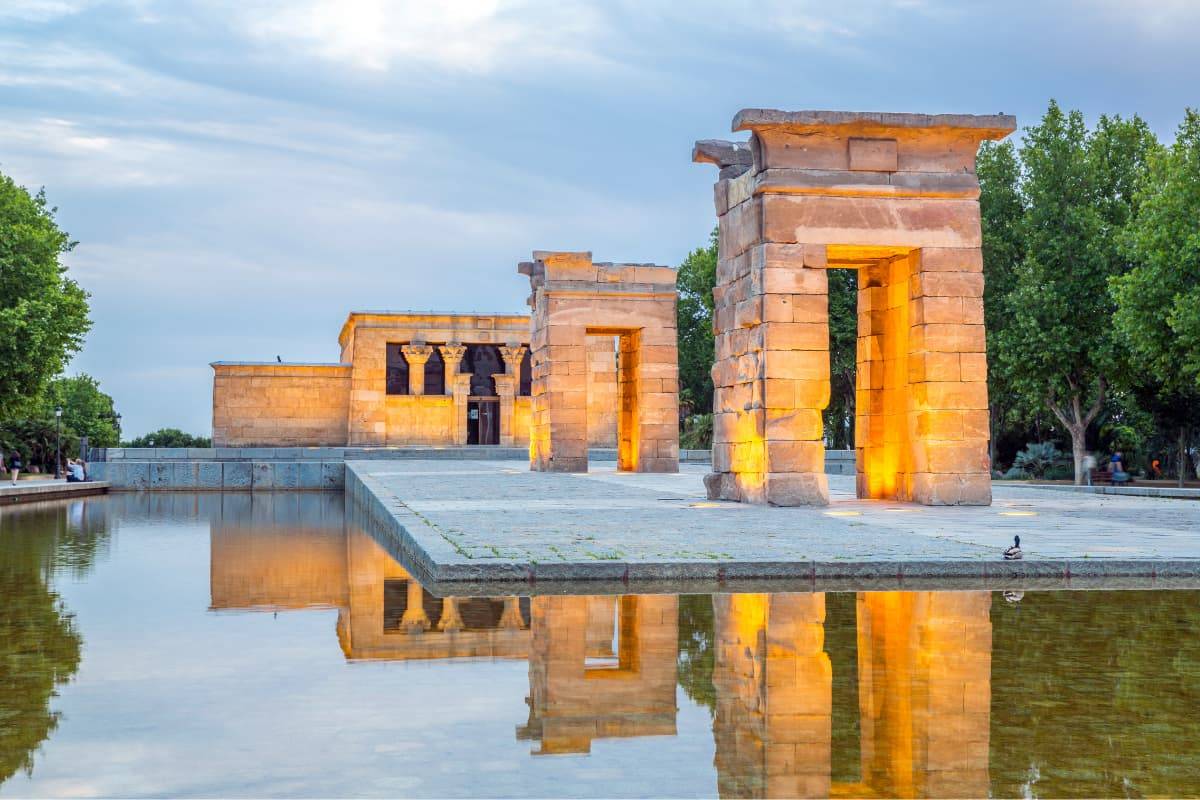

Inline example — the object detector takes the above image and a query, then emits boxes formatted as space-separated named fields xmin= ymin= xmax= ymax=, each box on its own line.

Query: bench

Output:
xmin=1088 ymin=469 xmax=1132 ymax=486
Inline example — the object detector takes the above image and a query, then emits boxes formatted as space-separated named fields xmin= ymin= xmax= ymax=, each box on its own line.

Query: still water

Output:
xmin=1 ymin=493 xmax=1198 ymax=798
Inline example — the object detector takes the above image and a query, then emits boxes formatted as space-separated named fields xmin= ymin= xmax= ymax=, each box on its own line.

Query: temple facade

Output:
xmin=211 ymin=311 xmax=619 ymax=448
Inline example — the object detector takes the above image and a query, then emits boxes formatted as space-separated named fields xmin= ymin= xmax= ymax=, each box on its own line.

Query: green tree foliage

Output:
xmin=997 ymin=102 xmax=1158 ymax=483
xmin=0 ymin=419 xmax=76 ymax=473
xmin=0 ymin=501 xmax=112 ymax=781
xmin=675 ymin=594 xmax=716 ymax=714
xmin=36 ymin=374 xmax=119 ymax=448
xmin=823 ymin=269 xmax=857 ymax=450
xmin=124 ymin=428 xmax=212 ymax=448
xmin=676 ymin=230 xmax=717 ymax=416
xmin=976 ymin=139 xmax=1026 ymax=467
xmin=0 ymin=172 xmax=90 ymax=417
xmin=1112 ymin=109 xmax=1200 ymax=484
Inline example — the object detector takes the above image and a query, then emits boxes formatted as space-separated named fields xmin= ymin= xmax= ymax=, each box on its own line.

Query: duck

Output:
xmin=1003 ymin=535 xmax=1023 ymax=560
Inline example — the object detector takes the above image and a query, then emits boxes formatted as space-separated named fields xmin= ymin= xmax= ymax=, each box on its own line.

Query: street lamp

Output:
xmin=114 ymin=413 xmax=122 ymax=445
xmin=54 ymin=406 xmax=62 ymax=479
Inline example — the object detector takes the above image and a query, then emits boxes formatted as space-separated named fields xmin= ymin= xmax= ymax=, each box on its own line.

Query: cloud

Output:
xmin=233 ymin=0 xmax=617 ymax=75
xmin=0 ymin=0 xmax=94 ymax=22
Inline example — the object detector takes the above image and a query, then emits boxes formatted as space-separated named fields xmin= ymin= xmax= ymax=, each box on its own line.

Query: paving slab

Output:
xmin=346 ymin=460 xmax=1200 ymax=586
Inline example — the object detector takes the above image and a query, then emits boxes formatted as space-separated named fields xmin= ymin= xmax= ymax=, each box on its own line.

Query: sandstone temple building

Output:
xmin=211 ymin=310 xmax=620 ymax=449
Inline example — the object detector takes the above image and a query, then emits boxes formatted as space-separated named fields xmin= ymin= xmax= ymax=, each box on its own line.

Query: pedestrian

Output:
xmin=1110 ymin=450 xmax=1130 ymax=484
xmin=1151 ymin=458 xmax=1162 ymax=479
xmin=7 ymin=451 xmax=22 ymax=485
xmin=66 ymin=458 xmax=86 ymax=483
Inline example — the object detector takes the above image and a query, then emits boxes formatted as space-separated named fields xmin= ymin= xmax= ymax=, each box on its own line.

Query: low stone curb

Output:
xmin=0 ymin=480 xmax=110 ymax=505
xmin=345 ymin=461 xmax=1200 ymax=589
xmin=1011 ymin=482 xmax=1200 ymax=500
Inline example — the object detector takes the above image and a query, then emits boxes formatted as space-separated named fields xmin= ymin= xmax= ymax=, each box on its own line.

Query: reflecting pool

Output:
xmin=2 ymin=493 xmax=1199 ymax=798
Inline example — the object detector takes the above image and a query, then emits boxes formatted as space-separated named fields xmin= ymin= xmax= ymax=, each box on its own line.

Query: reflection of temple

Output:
xmin=712 ymin=592 xmax=991 ymax=799
xmin=209 ymin=514 xmax=531 ymax=662
xmin=517 ymin=595 xmax=679 ymax=754
xmin=208 ymin=504 xmax=993 ymax=795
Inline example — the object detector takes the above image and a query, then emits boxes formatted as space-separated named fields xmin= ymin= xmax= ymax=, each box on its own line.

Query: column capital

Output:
xmin=400 ymin=343 xmax=433 ymax=365
xmin=499 ymin=344 xmax=526 ymax=373
xmin=439 ymin=343 xmax=466 ymax=364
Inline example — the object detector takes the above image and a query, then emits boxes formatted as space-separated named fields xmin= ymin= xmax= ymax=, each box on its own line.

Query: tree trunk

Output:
xmin=1069 ymin=424 xmax=1088 ymax=486
xmin=988 ymin=403 xmax=999 ymax=472
xmin=1180 ymin=425 xmax=1189 ymax=489
xmin=1047 ymin=377 xmax=1107 ymax=486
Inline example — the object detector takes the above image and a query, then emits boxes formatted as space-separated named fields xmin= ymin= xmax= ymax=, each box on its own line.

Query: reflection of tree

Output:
xmin=676 ymin=594 xmax=716 ymax=714
xmin=0 ymin=503 xmax=108 ymax=783
xmin=990 ymin=590 xmax=1200 ymax=797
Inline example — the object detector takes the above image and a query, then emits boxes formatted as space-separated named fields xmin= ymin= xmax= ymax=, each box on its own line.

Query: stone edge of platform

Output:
xmin=1007 ymin=482 xmax=1200 ymax=500
xmin=344 ymin=462 xmax=1200 ymax=587
xmin=0 ymin=481 xmax=110 ymax=504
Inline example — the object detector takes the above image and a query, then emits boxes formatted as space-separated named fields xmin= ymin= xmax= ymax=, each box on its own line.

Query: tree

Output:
xmin=124 ymin=428 xmax=211 ymax=448
xmin=999 ymin=102 xmax=1157 ymax=484
xmin=37 ymin=373 xmax=119 ymax=448
xmin=0 ymin=171 xmax=90 ymax=417
xmin=676 ymin=229 xmax=717 ymax=416
xmin=823 ymin=268 xmax=857 ymax=450
xmin=977 ymin=139 xmax=1027 ymax=469
xmin=1113 ymin=110 xmax=1200 ymax=485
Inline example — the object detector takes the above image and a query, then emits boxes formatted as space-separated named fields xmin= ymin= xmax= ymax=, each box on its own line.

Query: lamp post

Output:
xmin=114 ymin=413 xmax=122 ymax=446
xmin=54 ymin=406 xmax=62 ymax=479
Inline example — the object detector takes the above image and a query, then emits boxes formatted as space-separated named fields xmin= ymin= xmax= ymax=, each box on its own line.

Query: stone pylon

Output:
xmin=694 ymin=110 xmax=1015 ymax=505
xmin=519 ymin=251 xmax=679 ymax=473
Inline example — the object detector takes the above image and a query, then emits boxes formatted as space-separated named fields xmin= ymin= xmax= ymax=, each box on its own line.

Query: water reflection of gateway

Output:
xmin=208 ymin=512 xmax=991 ymax=797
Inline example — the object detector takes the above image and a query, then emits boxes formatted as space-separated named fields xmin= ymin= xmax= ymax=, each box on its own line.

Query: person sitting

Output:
xmin=66 ymin=458 xmax=86 ymax=482
xmin=1110 ymin=451 xmax=1131 ymax=484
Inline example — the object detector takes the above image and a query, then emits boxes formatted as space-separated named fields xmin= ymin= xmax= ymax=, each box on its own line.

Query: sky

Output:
xmin=2 ymin=0 xmax=1198 ymax=438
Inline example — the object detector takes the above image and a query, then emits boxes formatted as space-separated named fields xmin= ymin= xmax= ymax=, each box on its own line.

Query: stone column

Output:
xmin=399 ymin=580 xmax=430 ymax=633
xmin=400 ymin=344 xmax=433 ymax=395
xmin=451 ymin=373 xmax=472 ymax=445
xmin=500 ymin=596 xmax=525 ymax=629
xmin=493 ymin=373 xmax=517 ymax=446
xmin=499 ymin=343 xmax=526 ymax=381
xmin=439 ymin=343 xmax=466 ymax=396
xmin=437 ymin=596 xmax=465 ymax=632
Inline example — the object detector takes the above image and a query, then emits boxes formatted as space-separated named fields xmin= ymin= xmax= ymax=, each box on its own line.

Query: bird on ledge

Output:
xmin=1003 ymin=535 xmax=1023 ymax=560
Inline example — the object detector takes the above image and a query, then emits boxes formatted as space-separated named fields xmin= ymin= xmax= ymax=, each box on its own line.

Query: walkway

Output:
xmin=0 ymin=479 xmax=110 ymax=505
xmin=346 ymin=460 xmax=1200 ymax=588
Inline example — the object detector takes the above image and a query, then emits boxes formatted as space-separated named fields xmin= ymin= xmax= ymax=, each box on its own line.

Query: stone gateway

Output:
xmin=695 ymin=110 xmax=1015 ymax=506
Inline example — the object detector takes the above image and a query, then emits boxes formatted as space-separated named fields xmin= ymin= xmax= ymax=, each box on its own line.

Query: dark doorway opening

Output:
xmin=467 ymin=399 xmax=500 ymax=445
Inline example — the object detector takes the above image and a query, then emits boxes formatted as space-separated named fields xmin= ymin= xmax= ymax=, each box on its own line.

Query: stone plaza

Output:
xmin=347 ymin=458 xmax=1200 ymax=587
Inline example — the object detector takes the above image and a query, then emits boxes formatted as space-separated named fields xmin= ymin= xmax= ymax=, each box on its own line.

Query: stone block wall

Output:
xmin=212 ymin=363 xmax=350 ymax=446
xmin=382 ymin=396 xmax=455 ymax=445
xmin=696 ymin=109 xmax=1012 ymax=505
xmin=521 ymin=251 xmax=679 ymax=473
xmin=337 ymin=312 xmax=530 ymax=446
xmin=586 ymin=335 xmax=619 ymax=447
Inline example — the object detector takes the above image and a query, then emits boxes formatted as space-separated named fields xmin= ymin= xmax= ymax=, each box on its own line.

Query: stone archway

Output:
xmin=695 ymin=110 xmax=1015 ymax=505
xmin=519 ymin=251 xmax=679 ymax=473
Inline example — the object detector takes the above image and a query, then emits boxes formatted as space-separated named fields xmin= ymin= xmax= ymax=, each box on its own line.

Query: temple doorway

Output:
xmin=467 ymin=399 xmax=500 ymax=445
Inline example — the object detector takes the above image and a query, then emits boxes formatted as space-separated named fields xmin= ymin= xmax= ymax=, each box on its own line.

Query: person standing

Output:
xmin=7 ymin=451 xmax=22 ymax=485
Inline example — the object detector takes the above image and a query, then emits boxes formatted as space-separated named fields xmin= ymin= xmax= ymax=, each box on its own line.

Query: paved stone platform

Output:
xmin=0 ymin=479 xmax=110 ymax=505
xmin=346 ymin=460 xmax=1200 ymax=586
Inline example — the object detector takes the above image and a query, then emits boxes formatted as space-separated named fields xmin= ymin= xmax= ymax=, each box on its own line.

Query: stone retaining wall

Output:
xmin=89 ymin=447 xmax=853 ymax=490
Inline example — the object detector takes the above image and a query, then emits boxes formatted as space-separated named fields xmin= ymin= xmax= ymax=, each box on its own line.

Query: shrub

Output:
xmin=1012 ymin=442 xmax=1062 ymax=478
xmin=680 ymin=413 xmax=712 ymax=450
